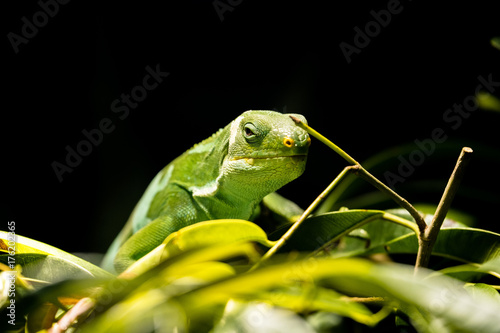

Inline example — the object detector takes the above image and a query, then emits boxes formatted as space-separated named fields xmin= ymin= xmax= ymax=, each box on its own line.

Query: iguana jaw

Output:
xmin=230 ymin=155 xmax=306 ymax=166
xmin=230 ymin=154 xmax=306 ymax=161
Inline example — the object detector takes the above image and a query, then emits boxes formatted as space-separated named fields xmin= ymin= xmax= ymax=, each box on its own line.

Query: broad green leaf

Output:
xmin=273 ymin=210 xmax=386 ymax=252
xmin=165 ymin=261 xmax=236 ymax=282
xmin=464 ymin=283 xmax=500 ymax=304
xmin=121 ymin=221 xmax=270 ymax=276
xmin=163 ymin=219 xmax=276 ymax=257
xmin=0 ymin=231 xmax=113 ymax=281
xmin=412 ymin=204 xmax=473 ymax=227
xmin=121 ymin=242 xmax=262 ymax=301
xmin=333 ymin=208 xmax=467 ymax=259
xmin=83 ymin=243 xmax=264 ymax=333
xmin=0 ymin=254 xmax=106 ymax=284
xmin=213 ymin=300 xmax=316 ymax=333
xmin=273 ymin=209 xmax=420 ymax=256
xmin=436 ymin=257 xmax=500 ymax=282
xmin=382 ymin=228 xmax=500 ymax=264
xmin=491 ymin=36 xmax=500 ymax=50
xmin=307 ymin=311 xmax=344 ymax=332
xmin=176 ymin=257 xmax=500 ymax=332
xmin=176 ymin=258 xmax=373 ymax=309
xmin=82 ymin=290 xmax=188 ymax=333
xmin=477 ymin=91 xmax=500 ymax=112
xmin=325 ymin=209 xmax=416 ymax=258
xmin=253 ymin=287 xmax=387 ymax=327
xmin=350 ymin=209 xmax=415 ymax=248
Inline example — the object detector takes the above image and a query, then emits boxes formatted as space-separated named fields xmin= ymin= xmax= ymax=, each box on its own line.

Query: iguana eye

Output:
xmin=243 ymin=123 xmax=259 ymax=142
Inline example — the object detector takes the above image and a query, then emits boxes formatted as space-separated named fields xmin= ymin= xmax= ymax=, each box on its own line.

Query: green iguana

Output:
xmin=102 ymin=110 xmax=310 ymax=273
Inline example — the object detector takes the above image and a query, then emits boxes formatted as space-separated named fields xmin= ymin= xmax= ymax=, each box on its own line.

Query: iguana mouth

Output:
xmin=231 ymin=154 xmax=307 ymax=161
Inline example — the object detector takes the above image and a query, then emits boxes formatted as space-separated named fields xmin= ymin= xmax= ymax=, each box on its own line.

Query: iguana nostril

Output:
xmin=283 ymin=137 xmax=294 ymax=148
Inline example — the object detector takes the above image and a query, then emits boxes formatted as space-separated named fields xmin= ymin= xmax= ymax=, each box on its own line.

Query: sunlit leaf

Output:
xmin=0 ymin=232 xmax=113 ymax=281
xmin=163 ymin=219 xmax=276 ymax=258
xmin=464 ymin=283 xmax=500 ymax=304
xmin=175 ymin=257 xmax=500 ymax=332
xmin=213 ymin=300 xmax=316 ymax=333
xmin=491 ymin=36 xmax=500 ymax=50
xmin=476 ymin=91 xmax=500 ymax=112
xmin=82 ymin=290 xmax=188 ymax=333
xmin=254 ymin=287 xmax=386 ymax=327
xmin=117 ymin=220 xmax=271 ymax=285
xmin=84 ymin=243 xmax=264 ymax=333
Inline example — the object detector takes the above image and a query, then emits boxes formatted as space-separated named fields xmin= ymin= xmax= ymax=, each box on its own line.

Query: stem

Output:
xmin=49 ymin=298 xmax=96 ymax=333
xmin=253 ymin=166 xmax=354 ymax=269
xmin=353 ymin=166 xmax=427 ymax=233
xmin=382 ymin=212 xmax=420 ymax=235
xmin=415 ymin=147 xmax=473 ymax=270
xmin=290 ymin=116 xmax=358 ymax=165
xmin=289 ymin=117 xmax=472 ymax=273
xmin=290 ymin=116 xmax=427 ymax=233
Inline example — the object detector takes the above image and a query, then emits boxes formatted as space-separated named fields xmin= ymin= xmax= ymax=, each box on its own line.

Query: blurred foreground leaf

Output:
xmin=0 ymin=231 xmax=113 ymax=283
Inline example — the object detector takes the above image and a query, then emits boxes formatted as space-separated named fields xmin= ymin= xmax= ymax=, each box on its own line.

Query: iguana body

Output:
xmin=102 ymin=110 xmax=310 ymax=273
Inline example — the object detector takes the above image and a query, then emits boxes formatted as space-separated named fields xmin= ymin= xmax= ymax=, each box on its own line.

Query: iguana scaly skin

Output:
xmin=102 ymin=110 xmax=310 ymax=273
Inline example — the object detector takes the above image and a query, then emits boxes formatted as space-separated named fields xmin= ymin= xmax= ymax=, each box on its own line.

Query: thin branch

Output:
xmin=49 ymin=298 xmax=96 ymax=333
xmin=290 ymin=116 xmax=427 ymax=233
xmin=382 ymin=212 xmax=420 ymax=235
xmin=253 ymin=166 xmax=355 ymax=270
xmin=426 ymin=147 xmax=473 ymax=240
xmin=353 ymin=166 xmax=427 ymax=233
xmin=289 ymin=117 xmax=473 ymax=273
xmin=290 ymin=116 xmax=358 ymax=165
xmin=415 ymin=147 xmax=473 ymax=269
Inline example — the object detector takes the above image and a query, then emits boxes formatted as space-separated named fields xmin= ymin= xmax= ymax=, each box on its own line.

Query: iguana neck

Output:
xmin=186 ymin=124 xmax=267 ymax=220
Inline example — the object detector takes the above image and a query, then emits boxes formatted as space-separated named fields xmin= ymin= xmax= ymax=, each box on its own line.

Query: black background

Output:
xmin=4 ymin=1 xmax=499 ymax=255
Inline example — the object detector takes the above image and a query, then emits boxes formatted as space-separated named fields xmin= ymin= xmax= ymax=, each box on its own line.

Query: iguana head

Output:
xmin=222 ymin=110 xmax=310 ymax=197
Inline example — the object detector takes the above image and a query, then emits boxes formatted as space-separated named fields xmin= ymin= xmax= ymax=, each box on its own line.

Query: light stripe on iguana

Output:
xmin=101 ymin=110 xmax=310 ymax=273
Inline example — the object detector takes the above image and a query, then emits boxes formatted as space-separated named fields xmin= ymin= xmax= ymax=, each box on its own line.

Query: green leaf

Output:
xmin=0 ymin=254 xmax=103 ymax=284
xmin=121 ymin=220 xmax=273 ymax=276
xmin=176 ymin=257 xmax=500 ymax=332
xmin=352 ymin=209 xmax=416 ymax=248
xmin=273 ymin=209 xmax=420 ymax=257
xmin=0 ymin=231 xmax=113 ymax=282
xmin=82 ymin=291 xmax=188 ymax=333
xmin=255 ymin=287 xmax=387 ymax=327
xmin=383 ymin=228 xmax=500 ymax=264
xmin=437 ymin=257 xmax=500 ymax=282
xmin=213 ymin=300 xmax=316 ymax=333
xmin=83 ymin=243 xmax=264 ymax=333
xmin=163 ymin=219 xmax=276 ymax=257
xmin=476 ymin=91 xmax=500 ymax=112
xmin=491 ymin=36 xmax=500 ymax=50
xmin=464 ymin=283 xmax=500 ymax=304
xmin=272 ymin=210 xmax=386 ymax=252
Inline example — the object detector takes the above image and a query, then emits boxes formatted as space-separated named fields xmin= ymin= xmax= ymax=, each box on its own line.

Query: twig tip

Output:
xmin=463 ymin=147 xmax=473 ymax=154
xmin=289 ymin=115 xmax=301 ymax=124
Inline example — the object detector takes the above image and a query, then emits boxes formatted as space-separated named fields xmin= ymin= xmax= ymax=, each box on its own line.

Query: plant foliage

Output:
xmin=2 ymin=38 xmax=499 ymax=333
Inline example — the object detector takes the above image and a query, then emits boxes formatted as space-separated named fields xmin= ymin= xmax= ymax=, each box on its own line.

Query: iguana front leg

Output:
xmin=114 ymin=189 xmax=199 ymax=273
xmin=114 ymin=217 xmax=172 ymax=273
